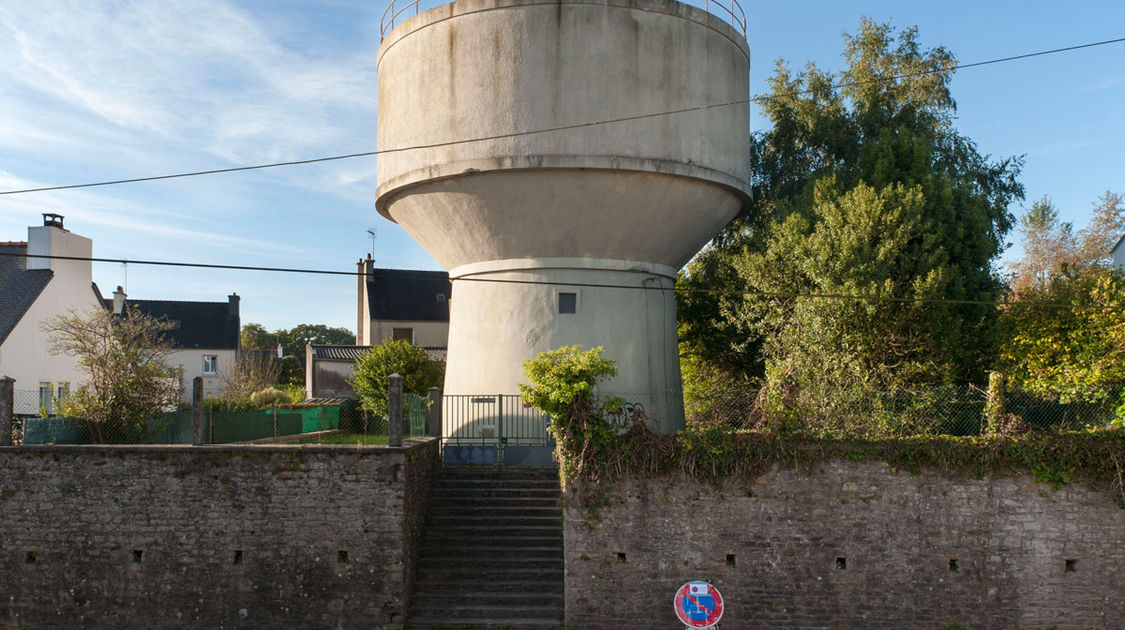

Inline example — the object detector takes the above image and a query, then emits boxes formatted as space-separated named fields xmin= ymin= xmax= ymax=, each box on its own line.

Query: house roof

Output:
xmin=126 ymin=299 xmax=240 ymax=350
xmin=0 ymin=243 xmax=53 ymax=346
xmin=367 ymin=268 xmax=451 ymax=322
xmin=309 ymin=344 xmax=447 ymax=363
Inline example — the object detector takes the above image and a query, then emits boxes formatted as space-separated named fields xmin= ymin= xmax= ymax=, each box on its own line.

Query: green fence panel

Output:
xmin=208 ymin=409 xmax=304 ymax=443
xmin=403 ymin=393 xmax=428 ymax=437
xmin=297 ymin=406 xmax=340 ymax=433
xmin=23 ymin=417 xmax=89 ymax=444
xmin=148 ymin=411 xmax=194 ymax=444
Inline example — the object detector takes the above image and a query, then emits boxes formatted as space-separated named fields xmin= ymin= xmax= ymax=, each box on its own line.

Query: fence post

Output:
xmin=427 ymin=387 xmax=442 ymax=438
xmin=0 ymin=377 xmax=14 ymax=447
xmin=388 ymin=374 xmax=404 ymax=447
xmin=191 ymin=376 xmax=204 ymax=446
xmin=984 ymin=371 xmax=1007 ymax=436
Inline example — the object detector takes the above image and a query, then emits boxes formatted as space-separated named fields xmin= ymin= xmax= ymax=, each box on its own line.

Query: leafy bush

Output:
xmin=519 ymin=345 xmax=627 ymax=479
xmin=350 ymin=340 xmax=443 ymax=419
xmin=44 ymin=308 xmax=182 ymax=443
xmin=250 ymin=388 xmax=292 ymax=406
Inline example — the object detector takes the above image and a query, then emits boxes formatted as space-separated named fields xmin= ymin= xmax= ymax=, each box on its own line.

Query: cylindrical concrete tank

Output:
xmin=377 ymin=0 xmax=750 ymax=432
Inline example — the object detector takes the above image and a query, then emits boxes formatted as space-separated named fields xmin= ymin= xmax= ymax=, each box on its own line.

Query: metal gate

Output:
xmin=441 ymin=394 xmax=555 ymax=467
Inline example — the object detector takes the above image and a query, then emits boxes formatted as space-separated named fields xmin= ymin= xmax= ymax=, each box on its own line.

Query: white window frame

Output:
xmin=38 ymin=382 xmax=52 ymax=416
xmin=202 ymin=355 xmax=218 ymax=375
xmin=556 ymin=290 xmax=579 ymax=315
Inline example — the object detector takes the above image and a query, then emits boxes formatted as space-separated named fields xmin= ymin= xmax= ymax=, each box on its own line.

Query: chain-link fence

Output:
xmin=16 ymin=402 xmax=350 ymax=445
xmin=685 ymin=383 xmax=1123 ymax=437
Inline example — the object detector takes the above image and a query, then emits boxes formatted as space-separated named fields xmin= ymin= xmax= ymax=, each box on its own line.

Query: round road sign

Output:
xmin=673 ymin=580 xmax=724 ymax=628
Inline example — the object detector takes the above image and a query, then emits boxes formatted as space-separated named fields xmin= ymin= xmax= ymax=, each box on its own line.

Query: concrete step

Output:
xmin=441 ymin=468 xmax=559 ymax=480
xmin=423 ymin=535 xmax=562 ymax=550
xmin=433 ymin=484 xmax=561 ymax=495
xmin=408 ymin=604 xmax=562 ymax=620
xmin=416 ymin=566 xmax=563 ymax=582
xmin=417 ymin=558 xmax=563 ymax=572
xmin=427 ymin=515 xmax=560 ymax=528
xmin=406 ymin=617 xmax=562 ymax=629
xmin=411 ymin=591 xmax=563 ymax=607
xmin=408 ymin=467 xmax=564 ymax=630
xmin=412 ymin=579 xmax=564 ymax=594
xmin=420 ymin=545 xmax=563 ymax=557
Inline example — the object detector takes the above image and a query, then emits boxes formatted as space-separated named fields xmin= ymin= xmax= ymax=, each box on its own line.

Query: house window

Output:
xmin=435 ymin=293 xmax=447 ymax=303
xmin=56 ymin=383 xmax=69 ymax=407
xmin=392 ymin=328 xmax=414 ymax=343
xmin=558 ymin=292 xmax=577 ymax=314
xmin=38 ymin=382 xmax=52 ymax=416
xmin=203 ymin=355 xmax=218 ymax=375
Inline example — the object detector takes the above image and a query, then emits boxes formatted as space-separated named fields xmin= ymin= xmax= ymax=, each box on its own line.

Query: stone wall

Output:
xmin=0 ymin=439 xmax=439 ymax=630
xmin=564 ymin=461 xmax=1125 ymax=630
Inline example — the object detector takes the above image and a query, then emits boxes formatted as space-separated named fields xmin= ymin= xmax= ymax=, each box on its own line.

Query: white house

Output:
xmin=0 ymin=214 xmax=107 ymax=414
xmin=1112 ymin=234 xmax=1125 ymax=271
xmin=356 ymin=255 xmax=450 ymax=348
xmin=119 ymin=291 xmax=241 ymax=400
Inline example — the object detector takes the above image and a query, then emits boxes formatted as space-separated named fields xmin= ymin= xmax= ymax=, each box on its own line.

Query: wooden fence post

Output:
xmin=191 ymin=376 xmax=204 ymax=446
xmin=427 ymin=387 xmax=442 ymax=438
xmin=388 ymin=374 xmax=403 ymax=447
xmin=0 ymin=377 xmax=14 ymax=447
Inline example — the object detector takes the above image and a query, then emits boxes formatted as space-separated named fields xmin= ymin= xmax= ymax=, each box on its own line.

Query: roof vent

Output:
xmin=42 ymin=213 xmax=64 ymax=229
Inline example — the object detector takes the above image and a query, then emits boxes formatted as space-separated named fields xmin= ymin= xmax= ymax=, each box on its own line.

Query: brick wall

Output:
xmin=564 ymin=461 xmax=1125 ymax=629
xmin=0 ymin=439 xmax=439 ymax=630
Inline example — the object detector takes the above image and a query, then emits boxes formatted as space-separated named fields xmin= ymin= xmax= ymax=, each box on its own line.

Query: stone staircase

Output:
xmin=406 ymin=468 xmax=564 ymax=630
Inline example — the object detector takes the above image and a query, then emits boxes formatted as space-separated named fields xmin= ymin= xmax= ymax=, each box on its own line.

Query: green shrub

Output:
xmin=250 ymin=388 xmax=292 ymax=406
xmin=350 ymin=340 xmax=444 ymax=419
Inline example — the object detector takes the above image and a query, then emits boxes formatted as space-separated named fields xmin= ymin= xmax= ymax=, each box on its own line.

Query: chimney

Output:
xmin=42 ymin=213 xmax=65 ymax=230
xmin=228 ymin=293 xmax=240 ymax=317
xmin=112 ymin=286 xmax=126 ymax=314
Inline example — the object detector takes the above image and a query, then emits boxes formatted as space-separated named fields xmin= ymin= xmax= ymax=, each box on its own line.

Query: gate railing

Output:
xmin=442 ymin=394 xmax=552 ymax=446
xmin=380 ymin=0 xmax=748 ymax=41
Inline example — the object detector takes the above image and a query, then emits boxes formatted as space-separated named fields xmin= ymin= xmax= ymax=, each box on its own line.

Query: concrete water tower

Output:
xmin=376 ymin=0 xmax=750 ymax=432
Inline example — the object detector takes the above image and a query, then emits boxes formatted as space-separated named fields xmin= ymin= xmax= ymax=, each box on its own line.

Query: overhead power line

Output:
xmin=0 ymin=250 xmax=1109 ymax=311
xmin=0 ymin=36 xmax=1122 ymax=197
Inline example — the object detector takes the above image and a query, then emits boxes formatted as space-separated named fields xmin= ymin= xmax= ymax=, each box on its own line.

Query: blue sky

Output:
xmin=0 ymin=0 xmax=1121 ymax=333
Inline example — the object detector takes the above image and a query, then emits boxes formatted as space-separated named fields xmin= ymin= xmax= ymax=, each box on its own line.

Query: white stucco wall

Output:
xmin=376 ymin=0 xmax=750 ymax=432
xmin=167 ymin=348 xmax=237 ymax=400
xmin=0 ymin=225 xmax=102 ymax=414
xmin=369 ymin=320 xmax=449 ymax=347
xmin=1113 ymin=237 xmax=1125 ymax=271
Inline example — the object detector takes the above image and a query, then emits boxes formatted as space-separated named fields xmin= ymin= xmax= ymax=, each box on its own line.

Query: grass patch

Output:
xmin=297 ymin=433 xmax=389 ymax=446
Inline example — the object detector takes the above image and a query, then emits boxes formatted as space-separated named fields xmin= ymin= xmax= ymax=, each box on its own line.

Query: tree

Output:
xmin=998 ymin=269 xmax=1125 ymax=408
xmin=999 ymin=192 xmax=1125 ymax=413
xmin=679 ymin=19 xmax=1024 ymax=393
xmin=43 ymin=308 xmax=182 ymax=442
xmin=279 ymin=324 xmax=355 ymax=357
xmin=349 ymin=340 xmax=443 ymax=419
xmin=217 ymin=353 xmax=281 ymax=403
xmin=240 ymin=322 xmax=355 ymax=357
xmin=240 ymin=322 xmax=276 ymax=352
xmin=1008 ymin=192 xmax=1124 ymax=294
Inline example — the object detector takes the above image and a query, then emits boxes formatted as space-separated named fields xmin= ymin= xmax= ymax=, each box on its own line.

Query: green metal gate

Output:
xmin=441 ymin=394 xmax=555 ymax=466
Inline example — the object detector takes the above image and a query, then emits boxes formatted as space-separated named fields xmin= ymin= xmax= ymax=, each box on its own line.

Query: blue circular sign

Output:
xmin=674 ymin=580 xmax=724 ymax=628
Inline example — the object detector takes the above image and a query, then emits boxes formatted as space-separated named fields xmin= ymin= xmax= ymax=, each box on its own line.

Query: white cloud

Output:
xmin=0 ymin=0 xmax=379 ymax=169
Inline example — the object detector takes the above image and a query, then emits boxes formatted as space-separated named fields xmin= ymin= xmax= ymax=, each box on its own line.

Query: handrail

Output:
xmin=379 ymin=0 xmax=747 ymax=42
xmin=380 ymin=0 xmax=422 ymax=41
xmin=704 ymin=0 xmax=747 ymax=37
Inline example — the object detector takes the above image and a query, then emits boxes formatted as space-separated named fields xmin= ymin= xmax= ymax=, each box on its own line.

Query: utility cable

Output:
xmin=0 ymin=36 xmax=1122 ymax=196
xmin=0 ymin=250 xmax=1112 ymax=311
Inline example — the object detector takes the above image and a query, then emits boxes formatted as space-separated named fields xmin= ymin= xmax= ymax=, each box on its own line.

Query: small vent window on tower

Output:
xmin=558 ymin=292 xmax=577 ymax=314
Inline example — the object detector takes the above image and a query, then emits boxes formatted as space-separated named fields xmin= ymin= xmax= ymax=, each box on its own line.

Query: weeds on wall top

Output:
xmin=521 ymin=346 xmax=1125 ymax=506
